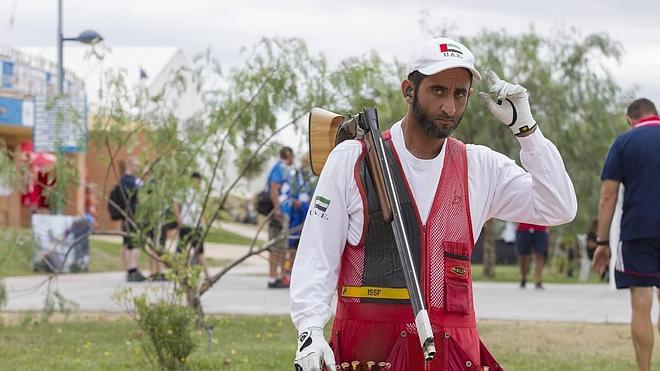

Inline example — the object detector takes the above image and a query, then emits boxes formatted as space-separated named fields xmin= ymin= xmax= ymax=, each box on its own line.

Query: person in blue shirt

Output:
xmin=594 ymin=98 xmax=660 ymax=371
xmin=282 ymin=153 xmax=318 ymax=283
xmin=266 ymin=146 xmax=295 ymax=288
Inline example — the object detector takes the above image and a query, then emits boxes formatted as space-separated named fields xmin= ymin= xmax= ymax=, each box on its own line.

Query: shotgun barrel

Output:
xmin=359 ymin=108 xmax=435 ymax=361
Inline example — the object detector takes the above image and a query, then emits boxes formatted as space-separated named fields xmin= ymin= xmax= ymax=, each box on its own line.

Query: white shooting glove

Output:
xmin=294 ymin=327 xmax=336 ymax=371
xmin=478 ymin=70 xmax=537 ymax=136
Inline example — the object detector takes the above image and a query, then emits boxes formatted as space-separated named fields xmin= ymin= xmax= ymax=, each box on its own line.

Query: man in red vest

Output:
xmin=291 ymin=37 xmax=577 ymax=370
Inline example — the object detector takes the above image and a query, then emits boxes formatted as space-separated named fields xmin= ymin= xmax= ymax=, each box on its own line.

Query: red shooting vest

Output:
xmin=329 ymin=133 xmax=502 ymax=371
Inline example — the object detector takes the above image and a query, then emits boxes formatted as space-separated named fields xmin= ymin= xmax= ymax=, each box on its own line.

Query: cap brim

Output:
xmin=418 ymin=62 xmax=481 ymax=81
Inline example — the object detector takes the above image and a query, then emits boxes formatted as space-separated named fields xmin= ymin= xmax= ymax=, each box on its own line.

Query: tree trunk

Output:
xmin=482 ymin=219 xmax=496 ymax=278
xmin=185 ymin=284 xmax=205 ymax=328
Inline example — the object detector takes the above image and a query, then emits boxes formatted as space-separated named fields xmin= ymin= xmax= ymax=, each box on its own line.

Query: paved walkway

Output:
xmin=4 ymin=266 xmax=658 ymax=323
xmin=3 ymin=221 xmax=658 ymax=323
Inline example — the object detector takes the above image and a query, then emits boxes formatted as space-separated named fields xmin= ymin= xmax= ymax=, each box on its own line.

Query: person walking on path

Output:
xmin=593 ymin=98 xmax=660 ymax=371
xmin=515 ymin=223 xmax=549 ymax=289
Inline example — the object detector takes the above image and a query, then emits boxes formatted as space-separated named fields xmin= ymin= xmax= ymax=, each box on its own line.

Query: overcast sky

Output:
xmin=4 ymin=0 xmax=659 ymax=99
xmin=3 ymin=0 xmax=660 ymax=150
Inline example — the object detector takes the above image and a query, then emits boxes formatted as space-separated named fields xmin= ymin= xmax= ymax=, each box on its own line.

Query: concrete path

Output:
xmin=5 ymin=221 xmax=658 ymax=323
xmin=4 ymin=268 xmax=658 ymax=323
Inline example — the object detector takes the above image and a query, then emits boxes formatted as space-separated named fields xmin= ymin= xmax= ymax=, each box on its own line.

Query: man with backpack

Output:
xmin=108 ymin=156 xmax=147 ymax=282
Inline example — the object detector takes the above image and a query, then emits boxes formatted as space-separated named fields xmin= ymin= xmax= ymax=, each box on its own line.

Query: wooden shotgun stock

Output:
xmin=362 ymin=125 xmax=393 ymax=223
xmin=308 ymin=108 xmax=392 ymax=222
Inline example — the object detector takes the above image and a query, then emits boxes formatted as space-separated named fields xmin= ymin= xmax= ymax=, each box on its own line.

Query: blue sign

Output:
xmin=0 ymin=96 xmax=22 ymax=125
xmin=33 ymin=94 xmax=87 ymax=153
xmin=1 ymin=61 xmax=13 ymax=89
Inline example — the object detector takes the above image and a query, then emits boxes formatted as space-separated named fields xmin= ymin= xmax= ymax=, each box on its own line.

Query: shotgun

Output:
xmin=308 ymin=107 xmax=436 ymax=361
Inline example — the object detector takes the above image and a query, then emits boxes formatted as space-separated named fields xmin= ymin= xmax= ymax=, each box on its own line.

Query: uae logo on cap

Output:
xmin=439 ymin=43 xmax=463 ymax=58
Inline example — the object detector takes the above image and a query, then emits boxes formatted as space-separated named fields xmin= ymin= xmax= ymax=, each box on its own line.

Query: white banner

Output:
xmin=32 ymin=214 xmax=91 ymax=273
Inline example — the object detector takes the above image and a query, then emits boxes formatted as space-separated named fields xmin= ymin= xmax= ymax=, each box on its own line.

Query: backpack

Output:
xmin=108 ymin=184 xmax=128 ymax=221
xmin=256 ymin=190 xmax=273 ymax=216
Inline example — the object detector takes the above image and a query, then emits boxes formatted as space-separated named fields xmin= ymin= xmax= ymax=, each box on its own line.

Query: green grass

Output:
xmin=88 ymin=238 xmax=149 ymax=273
xmin=471 ymin=264 xmax=603 ymax=284
xmin=0 ymin=314 xmax=296 ymax=370
xmin=0 ymin=228 xmax=35 ymax=276
xmin=89 ymin=238 xmax=229 ymax=270
xmin=0 ymin=315 xmax=656 ymax=370
xmin=204 ymin=228 xmax=254 ymax=246
xmin=0 ymin=229 xmax=227 ymax=277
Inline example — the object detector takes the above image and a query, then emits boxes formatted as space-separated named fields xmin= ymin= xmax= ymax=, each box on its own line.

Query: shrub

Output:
xmin=114 ymin=284 xmax=199 ymax=371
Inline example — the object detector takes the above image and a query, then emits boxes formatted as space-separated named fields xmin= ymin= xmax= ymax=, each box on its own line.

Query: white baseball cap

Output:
xmin=405 ymin=37 xmax=481 ymax=80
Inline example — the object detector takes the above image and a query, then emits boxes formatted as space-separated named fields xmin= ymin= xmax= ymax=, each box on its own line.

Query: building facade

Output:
xmin=0 ymin=46 xmax=87 ymax=227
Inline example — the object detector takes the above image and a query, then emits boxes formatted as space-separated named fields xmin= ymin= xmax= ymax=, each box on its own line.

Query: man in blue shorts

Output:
xmin=593 ymin=98 xmax=660 ymax=371
xmin=515 ymin=223 xmax=548 ymax=289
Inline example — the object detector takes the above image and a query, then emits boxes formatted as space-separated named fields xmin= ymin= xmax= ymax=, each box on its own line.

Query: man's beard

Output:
xmin=412 ymin=94 xmax=463 ymax=139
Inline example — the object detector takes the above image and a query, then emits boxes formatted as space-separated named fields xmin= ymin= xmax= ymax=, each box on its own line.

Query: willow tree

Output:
xmin=451 ymin=28 xmax=630 ymax=276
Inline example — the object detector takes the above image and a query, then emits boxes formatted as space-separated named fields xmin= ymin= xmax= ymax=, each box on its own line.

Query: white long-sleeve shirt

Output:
xmin=290 ymin=121 xmax=577 ymax=331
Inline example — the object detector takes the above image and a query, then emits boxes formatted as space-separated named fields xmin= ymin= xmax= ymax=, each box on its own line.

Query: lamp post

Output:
xmin=57 ymin=0 xmax=103 ymax=95
xmin=54 ymin=0 xmax=103 ymax=216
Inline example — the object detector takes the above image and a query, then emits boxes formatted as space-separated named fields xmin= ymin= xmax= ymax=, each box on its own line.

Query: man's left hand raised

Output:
xmin=479 ymin=70 xmax=537 ymax=137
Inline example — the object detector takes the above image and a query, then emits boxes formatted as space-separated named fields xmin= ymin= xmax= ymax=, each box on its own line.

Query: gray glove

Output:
xmin=294 ymin=327 xmax=336 ymax=371
xmin=478 ymin=70 xmax=537 ymax=136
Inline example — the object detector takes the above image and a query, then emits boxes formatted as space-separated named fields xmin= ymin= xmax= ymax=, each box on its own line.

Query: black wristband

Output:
xmin=596 ymin=240 xmax=610 ymax=246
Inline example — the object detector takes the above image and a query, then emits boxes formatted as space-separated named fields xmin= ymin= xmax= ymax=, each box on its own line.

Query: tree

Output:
xmin=450 ymin=27 xmax=631 ymax=276
xmin=326 ymin=51 xmax=407 ymax=127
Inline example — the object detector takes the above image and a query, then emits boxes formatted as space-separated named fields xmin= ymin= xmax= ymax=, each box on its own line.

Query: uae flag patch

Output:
xmin=439 ymin=43 xmax=463 ymax=55
xmin=314 ymin=196 xmax=331 ymax=212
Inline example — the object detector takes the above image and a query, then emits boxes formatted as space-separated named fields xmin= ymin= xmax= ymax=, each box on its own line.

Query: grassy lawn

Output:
xmin=204 ymin=228 xmax=254 ymax=246
xmin=0 ymin=314 xmax=655 ymax=370
xmin=0 ymin=229 xmax=228 ymax=277
xmin=471 ymin=264 xmax=603 ymax=284
xmin=0 ymin=229 xmax=34 ymax=276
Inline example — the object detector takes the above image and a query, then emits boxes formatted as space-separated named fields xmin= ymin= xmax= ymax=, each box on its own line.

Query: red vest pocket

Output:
xmin=445 ymin=280 xmax=470 ymax=314
xmin=443 ymin=242 xmax=471 ymax=314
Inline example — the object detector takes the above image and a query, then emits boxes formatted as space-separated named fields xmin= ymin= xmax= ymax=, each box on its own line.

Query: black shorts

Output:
xmin=615 ymin=238 xmax=660 ymax=289
xmin=146 ymin=221 xmax=177 ymax=250
xmin=121 ymin=220 xmax=138 ymax=250
xmin=515 ymin=229 xmax=548 ymax=256
xmin=177 ymin=226 xmax=204 ymax=254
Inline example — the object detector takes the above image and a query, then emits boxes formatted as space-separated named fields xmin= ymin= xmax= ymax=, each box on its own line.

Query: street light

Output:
xmin=65 ymin=30 xmax=104 ymax=44
xmin=57 ymin=0 xmax=103 ymax=95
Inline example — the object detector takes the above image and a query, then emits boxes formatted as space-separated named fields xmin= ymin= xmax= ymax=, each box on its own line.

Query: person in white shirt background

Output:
xmin=291 ymin=37 xmax=577 ymax=371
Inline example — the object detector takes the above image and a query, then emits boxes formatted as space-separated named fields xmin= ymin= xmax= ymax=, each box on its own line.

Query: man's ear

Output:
xmin=626 ymin=116 xmax=635 ymax=128
xmin=401 ymin=80 xmax=414 ymax=103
